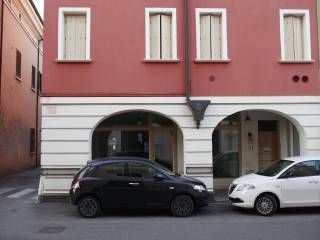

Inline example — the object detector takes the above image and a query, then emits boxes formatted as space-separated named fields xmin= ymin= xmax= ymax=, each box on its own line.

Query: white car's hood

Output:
xmin=233 ymin=173 xmax=274 ymax=184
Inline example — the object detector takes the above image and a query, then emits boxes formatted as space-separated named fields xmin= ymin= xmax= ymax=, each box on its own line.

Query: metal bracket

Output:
xmin=187 ymin=100 xmax=211 ymax=129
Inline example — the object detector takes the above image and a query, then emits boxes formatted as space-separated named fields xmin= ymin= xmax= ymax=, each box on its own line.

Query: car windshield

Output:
xmin=256 ymin=160 xmax=293 ymax=177
xmin=152 ymin=162 xmax=176 ymax=176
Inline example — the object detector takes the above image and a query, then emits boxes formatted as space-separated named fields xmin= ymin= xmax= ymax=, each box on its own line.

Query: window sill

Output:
xmin=278 ymin=60 xmax=315 ymax=64
xmin=143 ymin=59 xmax=180 ymax=63
xmin=55 ymin=59 xmax=93 ymax=63
xmin=16 ymin=76 xmax=22 ymax=82
xmin=194 ymin=59 xmax=232 ymax=63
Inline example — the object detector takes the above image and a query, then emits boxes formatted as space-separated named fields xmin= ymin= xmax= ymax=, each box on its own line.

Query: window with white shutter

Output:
xmin=145 ymin=8 xmax=177 ymax=61
xmin=200 ymin=14 xmax=222 ymax=60
xmin=280 ymin=10 xmax=312 ymax=62
xmin=58 ymin=8 xmax=91 ymax=61
xmin=64 ymin=14 xmax=87 ymax=60
xmin=196 ymin=9 xmax=228 ymax=61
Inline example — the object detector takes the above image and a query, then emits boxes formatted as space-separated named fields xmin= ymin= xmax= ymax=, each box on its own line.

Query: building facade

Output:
xmin=0 ymin=0 xmax=43 ymax=177
xmin=40 ymin=0 xmax=320 ymax=198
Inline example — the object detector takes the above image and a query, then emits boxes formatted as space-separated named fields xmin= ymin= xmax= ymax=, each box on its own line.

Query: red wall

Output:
xmin=43 ymin=0 xmax=320 ymax=97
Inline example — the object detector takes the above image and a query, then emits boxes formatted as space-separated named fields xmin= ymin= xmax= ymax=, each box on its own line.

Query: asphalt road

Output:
xmin=0 ymin=168 xmax=319 ymax=240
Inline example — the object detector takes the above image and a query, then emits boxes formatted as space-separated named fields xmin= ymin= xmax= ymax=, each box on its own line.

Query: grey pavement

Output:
xmin=0 ymin=168 xmax=320 ymax=240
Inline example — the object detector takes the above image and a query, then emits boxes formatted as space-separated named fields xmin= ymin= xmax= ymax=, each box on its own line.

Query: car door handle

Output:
xmin=129 ymin=182 xmax=140 ymax=186
xmin=308 ymin=180 xmax=318 ymax=184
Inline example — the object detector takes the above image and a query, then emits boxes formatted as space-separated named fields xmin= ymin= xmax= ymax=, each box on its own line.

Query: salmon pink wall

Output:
xmin=0 ymin=5 xmax=40 ymax=177
xmin=42 ymin=0 xmax=320 ymax=97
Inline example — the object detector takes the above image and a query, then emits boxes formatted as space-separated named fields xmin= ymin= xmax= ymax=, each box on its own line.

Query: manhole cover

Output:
xmin=37 ymin=227 xmax=66 ymax=234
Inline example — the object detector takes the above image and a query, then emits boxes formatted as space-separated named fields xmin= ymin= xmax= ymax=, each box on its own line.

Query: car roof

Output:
xmin=283 ymin=156 xmax=320 ymax=163
xmin=87 ymin=157 xmax=154 ymax=166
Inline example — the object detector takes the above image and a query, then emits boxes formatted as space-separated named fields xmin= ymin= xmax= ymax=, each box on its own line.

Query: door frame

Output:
xmin=212 ymin=113 xmax=242 ymax=189
xmin=258 ymin=120 xmax=280 ymax=170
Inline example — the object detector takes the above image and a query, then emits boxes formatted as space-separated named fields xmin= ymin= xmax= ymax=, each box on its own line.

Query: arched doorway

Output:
xmin=212 ymin=110 xmax=302 ymax=189
xmin=92 ymin=111 xmax=183 ymax=173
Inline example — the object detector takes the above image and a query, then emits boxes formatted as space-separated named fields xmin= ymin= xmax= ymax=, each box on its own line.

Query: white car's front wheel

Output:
xmin=254 ymin=194 xmax=278 ymax=216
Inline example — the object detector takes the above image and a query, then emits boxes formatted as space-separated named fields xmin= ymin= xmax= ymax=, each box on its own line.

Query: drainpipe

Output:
xmin=35 ymin=38 xmax=43 ymax=168
xmin=0 ymin=0 xmax=4 ymax=106
xmin=317 ymin=0 xmax=320 ymax=63
xmin=184 ymin=0 xmax=210 ymax=129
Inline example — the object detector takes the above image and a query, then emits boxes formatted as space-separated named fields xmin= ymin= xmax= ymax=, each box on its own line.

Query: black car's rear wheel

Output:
xmin=171 ymin=195 xmax=194 ymax=217
xmin=78 ymin=196 xmax=102 ymax=218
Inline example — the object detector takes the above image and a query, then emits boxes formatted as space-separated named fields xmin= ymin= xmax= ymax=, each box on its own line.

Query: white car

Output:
xmin=228 ymin=156 xmax=320 ymax=216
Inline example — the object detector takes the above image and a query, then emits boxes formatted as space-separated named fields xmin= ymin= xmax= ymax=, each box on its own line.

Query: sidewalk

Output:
xmin=0 ymin=167 xmax=40 ymax=188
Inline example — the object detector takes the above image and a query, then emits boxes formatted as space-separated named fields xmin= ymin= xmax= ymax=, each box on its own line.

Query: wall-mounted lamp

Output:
xmin=244 ymin=112 xmax=252 ymax=122
xmin=248 ymin=132 xmax=254 ymax=144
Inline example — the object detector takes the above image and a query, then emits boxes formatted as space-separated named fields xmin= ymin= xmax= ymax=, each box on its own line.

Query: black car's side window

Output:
xmin=128 ymin=163 xmax=156 ymax=179
xmin=285 ymin=161 xmax=318 ymax=178
xmin=90 ymin=163 xmax=125 ymax=178
xmin=316 ymin=161 xmax=320 ymax=175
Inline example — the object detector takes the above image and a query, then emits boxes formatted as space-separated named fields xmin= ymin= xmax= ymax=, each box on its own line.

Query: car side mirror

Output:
xmin=153 ymin=173 xmax=166 ymax=181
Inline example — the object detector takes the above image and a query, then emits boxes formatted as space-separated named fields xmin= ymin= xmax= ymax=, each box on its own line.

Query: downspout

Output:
xmin=0 ymin=0 xmax=4 ymax=106
xmin=317 ymin=1 xmax=320 ymax=65
xmin=35 ymin=38 xmax=43 ymax=168
xmin=184 ymin=0 xmax=210 ymax=129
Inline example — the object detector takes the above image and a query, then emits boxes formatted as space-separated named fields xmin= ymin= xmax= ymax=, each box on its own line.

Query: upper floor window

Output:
xmin=280 ymin=10 xmax=312 ymax=62
xmin=30 ymin=128 xmax=36 ymax=154
xmin=196 ymin=8 xmax=228 ymax=61
xmin=145 ymin=8 xmax=177 ymax=61
xmin=58 ymin=8 xmax=91 ymax=61
xmin=16 ymin=50 xmax=22 ymax=79
xmin=31 ymin=65 xmax=36 ymax=90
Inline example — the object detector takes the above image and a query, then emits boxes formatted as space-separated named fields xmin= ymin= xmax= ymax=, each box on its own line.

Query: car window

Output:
xmin=128 ymin=163 xmax=156 ymax=179
xmin=257 ymin=160 xmax=293 ymax=177
xmin=286 ymin=161 xmax=318 ymax=178
xmin=86 ymin=163 xmax=125 ymax=178
xmin=316 ymin=161 xmax=320 ymax=175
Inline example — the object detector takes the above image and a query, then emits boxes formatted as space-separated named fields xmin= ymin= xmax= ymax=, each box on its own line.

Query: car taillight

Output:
xmin=71 ymin=178 xmax=82 ymax=187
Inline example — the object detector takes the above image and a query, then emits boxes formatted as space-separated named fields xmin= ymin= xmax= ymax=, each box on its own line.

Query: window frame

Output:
xmin=57 ymin=7 xmax=91 ymax=61
xmin=30 ymin=128 xmax=36 ymax=154
xmin=31 ymin=65 xmax=36 ymax=91
xmin=16 ymin=49 xmax=22 ymax=80
xmin=282 ymin=160 xmax=319 ymax=178
xmin=195 ymin=8 xmax=229 ymax=61
xmin=145 ymin=8 xmax=178 ymax=61
xmin=279 ymin=9 xmax=312 ymax=62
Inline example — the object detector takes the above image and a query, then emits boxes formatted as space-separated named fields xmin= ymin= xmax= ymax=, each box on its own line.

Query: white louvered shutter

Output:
xmin=284 ymin=15 xmax=304 ymax=60
xmin=292 ymin=16 xmax=304 ymax=60
xmin=150 ymin=14 xmax=161 ymax=59
xmin=64 ymin=14 xmax=86 ymax=60
xmin=200 ymin=15 xmax=211 ymax=59
xmin=211 ymin=15 xmax=222 ymax=59
xmin=161 ymin=14 xmax=172 ymax=59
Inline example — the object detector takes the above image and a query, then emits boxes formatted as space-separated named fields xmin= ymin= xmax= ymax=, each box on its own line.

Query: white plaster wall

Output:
xmin=40 ymin=96 xmax=320 ymax=194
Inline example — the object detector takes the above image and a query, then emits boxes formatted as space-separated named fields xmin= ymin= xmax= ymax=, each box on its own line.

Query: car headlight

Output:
xmin=193 ymin=185 xmax=207 ymax=192
xmin=236 ymin=184 xmax=255 ymax=191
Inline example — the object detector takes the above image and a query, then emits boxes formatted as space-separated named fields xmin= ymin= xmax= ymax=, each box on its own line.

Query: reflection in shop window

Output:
xmin=212 ymin=114 xmax=240 ymax=178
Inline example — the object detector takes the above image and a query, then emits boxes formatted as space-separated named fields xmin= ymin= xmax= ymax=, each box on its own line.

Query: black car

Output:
xmin=70 ymin=157 xmax=209 ymax=218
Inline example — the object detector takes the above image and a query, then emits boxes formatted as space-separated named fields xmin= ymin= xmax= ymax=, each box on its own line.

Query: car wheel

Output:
xmin=254 ymin=194 xmax=278 ymax=216
xmin=78 ymin=196 xmax=102 ymax=218
xmin=171 ymin=195 xmax=194 ymax=217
